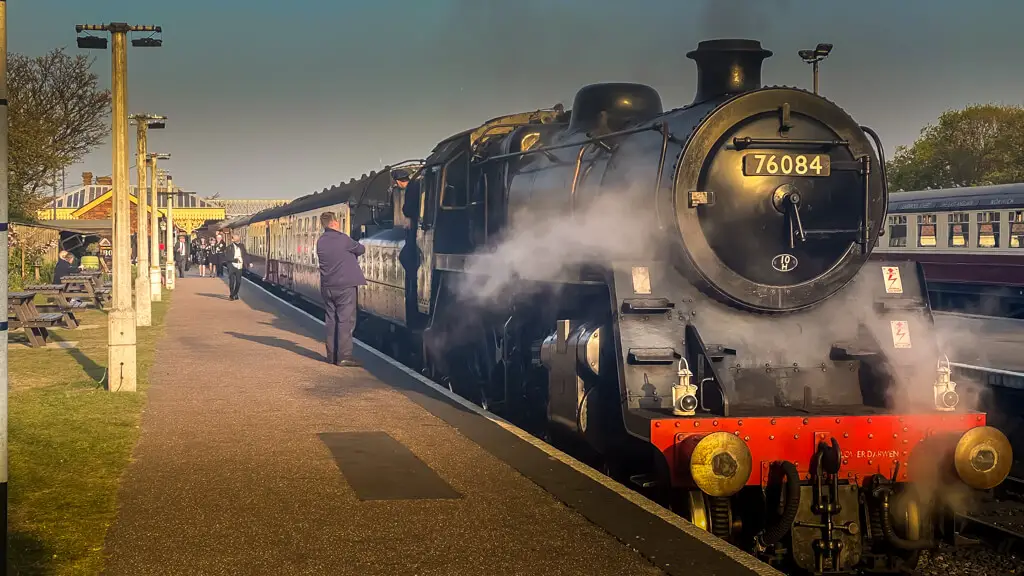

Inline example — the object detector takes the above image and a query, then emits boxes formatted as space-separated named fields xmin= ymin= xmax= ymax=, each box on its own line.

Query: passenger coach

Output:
xmin=874 ymin=183 xmax=1024 ymax=316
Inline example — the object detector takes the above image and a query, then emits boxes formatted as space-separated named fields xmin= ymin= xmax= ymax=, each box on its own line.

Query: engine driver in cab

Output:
xmin=316 ymin=211 xmax=367 ymax=367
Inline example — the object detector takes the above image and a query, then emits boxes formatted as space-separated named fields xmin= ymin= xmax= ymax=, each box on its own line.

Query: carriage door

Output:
xmin=417 ymin=166 xmax=440 ymax=314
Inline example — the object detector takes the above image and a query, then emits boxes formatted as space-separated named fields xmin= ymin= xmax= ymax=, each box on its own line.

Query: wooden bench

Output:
xmin=24 ymin=283 xmax=86 ymax=329
xmin=8 ymin=291 xmax=64 ymax=347
xmin=62 ymin=274 xmax=112 ymax=308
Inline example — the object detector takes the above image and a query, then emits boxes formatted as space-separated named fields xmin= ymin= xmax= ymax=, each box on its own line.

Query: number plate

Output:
xmin=743 ymin=153 xmax=831 ymax=177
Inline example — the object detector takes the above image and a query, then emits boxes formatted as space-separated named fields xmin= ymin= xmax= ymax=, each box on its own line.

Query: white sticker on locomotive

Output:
xmin=890 ymin=320 xmax=912 ymax=349
xmin=772 ymin=254 xmax=798 ymax=272
xmin=631 ymin=267 xmax=652 ymax=295
xmin=882 ymin=266 xmax=904 ymax=294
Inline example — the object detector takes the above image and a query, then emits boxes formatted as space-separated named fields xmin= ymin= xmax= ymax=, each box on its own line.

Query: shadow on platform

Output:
xmin=224 ymin=331 xmax=324 ymax=363
xmin=197 ymin=292 xmax=231 ymax=301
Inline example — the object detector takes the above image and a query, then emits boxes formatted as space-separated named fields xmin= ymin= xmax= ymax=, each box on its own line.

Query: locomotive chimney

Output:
xmin=687 ymin=39 xmax=773 ymax=104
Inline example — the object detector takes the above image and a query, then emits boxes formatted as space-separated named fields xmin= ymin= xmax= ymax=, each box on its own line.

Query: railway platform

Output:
xmin=934 ymin=311 xmax=1024 ymax=373
xmin=101 ymin=276 xmax=777 ymax=576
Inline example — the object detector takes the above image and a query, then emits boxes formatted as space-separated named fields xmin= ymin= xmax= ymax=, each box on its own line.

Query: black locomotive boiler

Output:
xmin=244 ymin=39 xmax=1013 ymax=575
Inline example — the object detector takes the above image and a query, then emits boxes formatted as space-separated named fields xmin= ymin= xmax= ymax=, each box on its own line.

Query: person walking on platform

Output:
xmin=213 ymin=232 xmax=226 ymax=278
xmin=316 ymin=211 xmax=366 ymax=367
xmin=174 ymin=234 xmax=190 ymax=278
xmin=226 ymin=233 xmax=249 ymax=301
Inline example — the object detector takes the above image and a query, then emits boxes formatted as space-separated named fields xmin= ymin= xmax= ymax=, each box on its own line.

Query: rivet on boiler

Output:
xmin=694 ymin=421 xmax=700 ymax=427
xmin=803 ymin=418 xmax=809 ymax=425
xmin=769 ymin=435 xmax=775 ymax=440
xmin=713 ymin=420 xmax=719 ymax=426
xmin=794 ymin=434 xmax=799 ymax=439
xmin=869 ymin=434 xmax=874 ymax=439
xmin=674 ymin=422 xmax=680 ymax=428
xmin=843 ymin=432 xmax=849 ymax=438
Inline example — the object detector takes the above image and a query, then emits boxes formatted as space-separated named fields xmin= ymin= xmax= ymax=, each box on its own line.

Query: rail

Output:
xmin=955 ymin=476 xmax=1024 ymax=555
xmin=951 ymin=362 xmax=1024 ymax=391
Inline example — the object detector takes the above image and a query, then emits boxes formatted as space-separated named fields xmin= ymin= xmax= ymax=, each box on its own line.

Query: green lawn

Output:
xmin=7 ymin=293 xmax=170 ymax=575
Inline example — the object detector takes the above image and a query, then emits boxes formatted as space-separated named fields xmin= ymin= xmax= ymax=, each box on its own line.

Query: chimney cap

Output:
xmin=686 ymin=39 xmax=773 ymax=60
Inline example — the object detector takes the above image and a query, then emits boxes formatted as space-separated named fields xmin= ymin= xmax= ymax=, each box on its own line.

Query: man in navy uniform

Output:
xmin=316 ymin=211 xmax=366 ymax=367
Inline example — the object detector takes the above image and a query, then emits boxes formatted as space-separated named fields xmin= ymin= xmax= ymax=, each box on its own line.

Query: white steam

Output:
xmin=454 ymin=187 xmax=663 ymax=305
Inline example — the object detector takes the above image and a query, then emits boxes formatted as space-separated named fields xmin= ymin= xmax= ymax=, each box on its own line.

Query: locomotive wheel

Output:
xmin=684 ymin=490 xmax=711 ymax=532
xmin=676 ymin=491 xmax=737 ymax=541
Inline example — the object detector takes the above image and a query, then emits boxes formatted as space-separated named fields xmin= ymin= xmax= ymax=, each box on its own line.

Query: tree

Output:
xmin=8 ymin=47 xmax=111 ymax=220
xmin=886 ymin=104 xmax=1024 ymax=192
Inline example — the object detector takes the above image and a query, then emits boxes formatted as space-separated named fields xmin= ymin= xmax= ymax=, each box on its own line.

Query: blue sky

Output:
xmin=10 ymin=0 xmax=1024 ymax=200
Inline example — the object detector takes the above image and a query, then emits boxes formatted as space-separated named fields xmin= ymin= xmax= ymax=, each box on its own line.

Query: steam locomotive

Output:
xmin=233 ymin=39 xmax=1012 ymax=575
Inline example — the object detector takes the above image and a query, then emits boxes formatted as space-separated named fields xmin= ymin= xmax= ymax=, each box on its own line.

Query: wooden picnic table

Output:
xmin=8 ymin=291 xmax=63 ymax=347
xmin=24 ymin=283 xmax=86 ymax=328
xmin=62 ymin=274 xmax=112 ymax=308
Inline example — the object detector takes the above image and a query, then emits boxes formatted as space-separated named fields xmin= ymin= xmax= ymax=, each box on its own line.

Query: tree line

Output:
xmin=5 ymin=47 xmax=1023 ymax=219
xmin=886 ymin=104 xmax=1024 ymax=192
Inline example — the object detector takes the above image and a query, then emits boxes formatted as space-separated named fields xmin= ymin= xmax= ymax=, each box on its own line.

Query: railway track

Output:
xmin=954 ymin=476 xmax=1024 ymax=554
xmin=915 ymin=476 xmax=1024 ymax=575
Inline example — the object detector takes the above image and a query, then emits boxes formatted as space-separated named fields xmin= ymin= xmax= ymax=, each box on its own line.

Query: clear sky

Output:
xmin=9 ymin=0 xmax=1024 ymax=200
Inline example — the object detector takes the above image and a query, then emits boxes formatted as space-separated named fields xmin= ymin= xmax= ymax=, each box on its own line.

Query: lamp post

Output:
xmin=1 ymin=0 xmax=11 ymax=564
xmin=162 ymin=172 xmax=176 ymax=289
xmin=129 ymin=114 xmax=164 ymax=327
xmin=147 ymin=152 xmax=170 ymax=300
xmin=75 ymin=22 xmax=163 ymax=393
xmin=798 ymin=43 xmax=833 ymax=95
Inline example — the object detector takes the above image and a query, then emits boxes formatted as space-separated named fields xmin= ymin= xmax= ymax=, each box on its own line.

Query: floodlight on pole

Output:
xmin=128 ymin=114 xmax=165 ymax=327
xmin=148 ymin=154 xmax=170 ymax=296
xmin=75 ymin=21 xmax=162 ymax=393
xmin=799 ymin=43 xmax=833 ymax=95
xmin=1 ymin=0 xmax=11 ymax=566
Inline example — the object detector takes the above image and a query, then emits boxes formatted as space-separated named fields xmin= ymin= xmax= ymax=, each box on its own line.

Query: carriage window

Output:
xmin=917 ymin=214 xmax=936 ymax=247
xmin=947 ymin=212 xmax=969 ymax=247
xmin=1012 ymin=211 xmax=1024 ymax=248
xmin=887 ymin=215 xmax=907 ymax=248
xmin=977 ymin=212 xmax=1000 ymax=248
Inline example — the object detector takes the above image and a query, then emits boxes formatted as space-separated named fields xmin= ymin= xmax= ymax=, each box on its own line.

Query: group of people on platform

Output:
xmin=180 ymin=233 xmax=227 ymax=279
xmin=168 ymin=230 xmax=248 ymax=301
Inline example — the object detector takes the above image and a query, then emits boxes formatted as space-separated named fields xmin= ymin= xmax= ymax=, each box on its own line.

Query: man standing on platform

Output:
xmin=316 ymin=211 xmax=366 ymax=367
xmin=174 ymin=234 xmax=190 ymax=278
xmin=226 ymin=233 xmax=249 ymax=301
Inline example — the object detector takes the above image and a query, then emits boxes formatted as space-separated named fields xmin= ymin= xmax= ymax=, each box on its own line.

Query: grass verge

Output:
xmin=7 ymin=291 xmax=171 ymax=576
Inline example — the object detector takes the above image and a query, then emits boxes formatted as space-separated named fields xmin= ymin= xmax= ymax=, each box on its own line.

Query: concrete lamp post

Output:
xmin=129 ymin=114 xmax=165 ymax=326
xmin=75 ymin=22 xmax=163 ymax=393
xmin=147 ymin=153 xmax=170 ymax=298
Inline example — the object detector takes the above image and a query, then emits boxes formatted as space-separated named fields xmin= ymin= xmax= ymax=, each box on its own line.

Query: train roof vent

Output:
xmin=686 ymin=39 xmax=772 ymax=104
xmin=567 ymin=83 xmax=663 ymax=135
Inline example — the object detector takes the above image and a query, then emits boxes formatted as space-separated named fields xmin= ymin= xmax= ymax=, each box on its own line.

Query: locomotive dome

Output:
xmin=668 ymin=40 xmax=887 ymax=313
